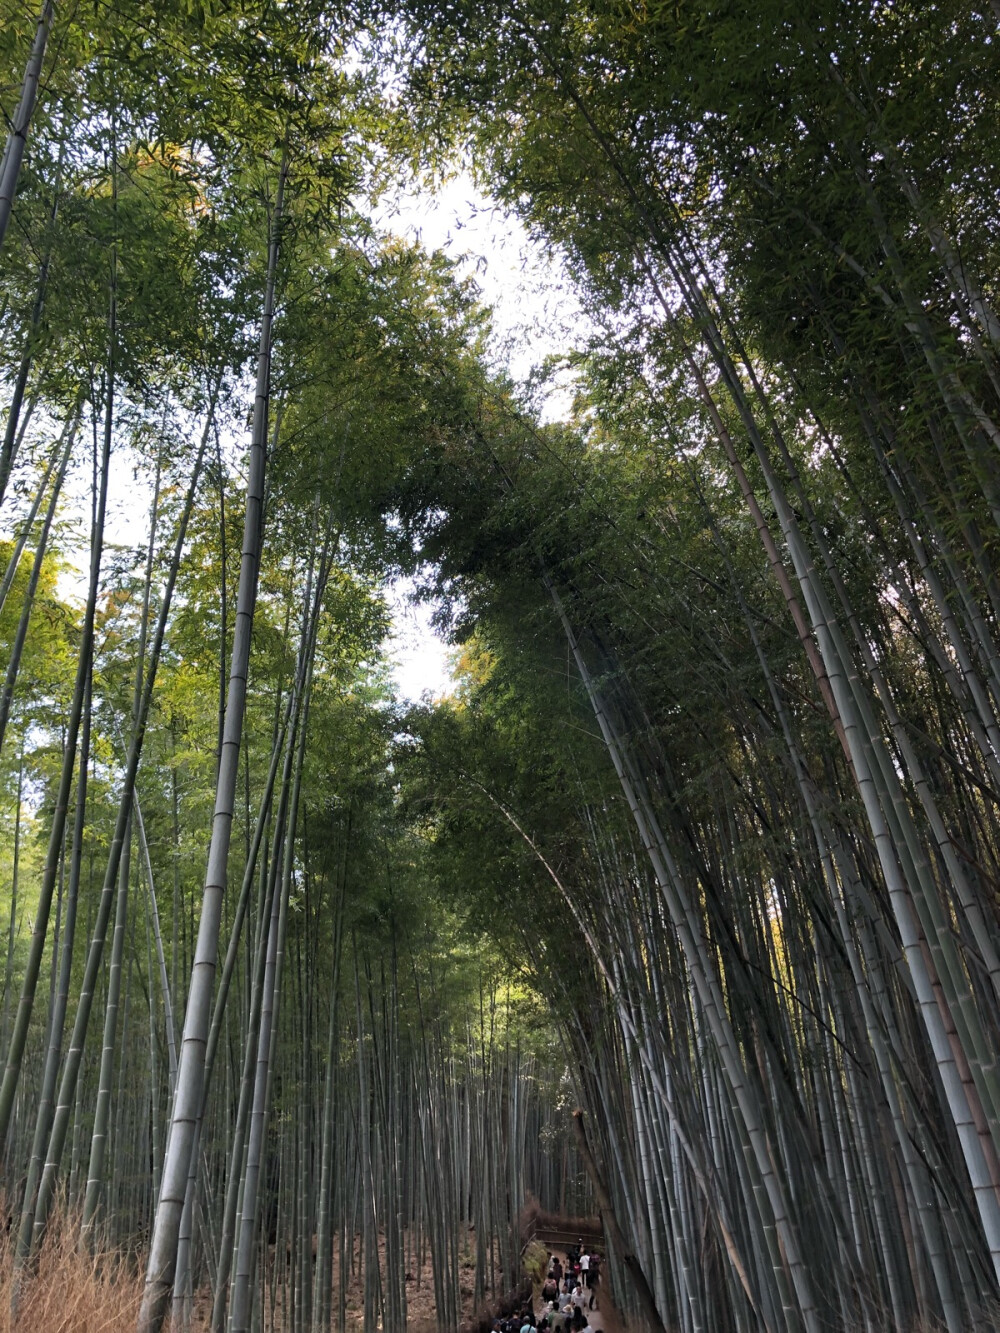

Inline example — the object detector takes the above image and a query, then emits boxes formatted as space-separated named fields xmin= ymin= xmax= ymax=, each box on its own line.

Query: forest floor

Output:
xmin=197 ymin=1227 xmax=485 ymax=1331
xmin=326 ymin=1229 xmax=482 ymax=1331
xmin=0 ymin=1211 xmax=487 ymax=1333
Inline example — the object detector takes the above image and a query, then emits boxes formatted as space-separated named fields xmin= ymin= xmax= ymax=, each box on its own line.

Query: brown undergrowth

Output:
xmin=328 ymin=1227 xmax=482 ymax=1331
xmin=0 ymin=1202 xmax=194 ymax=1333
xmin=0 ymin=1206 xmax=484 ymax=1332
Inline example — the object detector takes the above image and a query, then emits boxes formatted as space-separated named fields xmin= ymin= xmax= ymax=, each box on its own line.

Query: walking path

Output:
xmin=534 ymin=1249 xmax=606 ymax=1333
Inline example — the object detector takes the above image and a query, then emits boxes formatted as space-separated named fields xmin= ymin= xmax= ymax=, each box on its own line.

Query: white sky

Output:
xmin=372 ymin=174 xmax=585 ymax=395
xmin=372 ymin=175 xmax=586 ymax=702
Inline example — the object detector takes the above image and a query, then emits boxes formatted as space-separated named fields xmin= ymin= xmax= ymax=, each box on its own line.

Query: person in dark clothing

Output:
xmin=587 ymin=1254 xmax=600 ymax=1310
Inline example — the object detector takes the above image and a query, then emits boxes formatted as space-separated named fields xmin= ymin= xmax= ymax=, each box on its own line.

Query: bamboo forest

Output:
xmin=3 ymin=2 xmax=1000 ymax=1331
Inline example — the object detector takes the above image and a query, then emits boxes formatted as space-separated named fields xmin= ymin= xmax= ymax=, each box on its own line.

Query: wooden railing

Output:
xmin=519 ymin=1201 xmax=603 ymax=1253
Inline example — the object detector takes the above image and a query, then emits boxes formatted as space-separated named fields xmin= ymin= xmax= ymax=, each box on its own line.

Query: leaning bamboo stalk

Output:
xmin=139 ymin=148 xmax=288 ymax=1333
xmin=0 ymin=416 xmax=74 ymax=758
xmin=217 ymin=526 xmax=328 ymax=1330
xmin=208 ymin=662 xmax=304 ymax=1332
xmin=27 ymin=393 xmax=211 ymax=1252
xmin=0 ymin=417 xmax=70 ymax=617
xmin=172 ymin=691 xmax=293 ymax=1325
xmin=0 ymin=0 xmax=54 ymax=256
xmin=133 ymin=791 xmax=178 ymax=1092
xmin=0 ymin=260 xmax=114 ymax=1151
xmin=546 ymin=576 xmax=821 ymax=1333
xmin=81 ymin=457 xmax=162 ymax=1240
xmin=230 ymin=568 xmax=319 ymax=1331
xmin=13 ymin=665 xmax=90 ymax=1268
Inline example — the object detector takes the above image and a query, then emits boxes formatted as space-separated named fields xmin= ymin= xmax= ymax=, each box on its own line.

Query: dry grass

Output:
xmin=0 ymin=1204 xmax=170 ymax=1333
xmin=0 ymin=1214 xmax=461 ymax=1333
xmin=0 ymin=1208 xmax=531 ymax=1333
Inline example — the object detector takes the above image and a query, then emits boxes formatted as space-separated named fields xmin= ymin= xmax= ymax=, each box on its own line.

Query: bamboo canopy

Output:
xmin=1 ymin=1 xmax=1000 ymax=1331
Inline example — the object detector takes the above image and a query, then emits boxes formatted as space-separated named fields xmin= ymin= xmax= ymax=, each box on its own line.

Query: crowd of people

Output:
xmin=490 ymin=1241 xmax=602 ymax=1333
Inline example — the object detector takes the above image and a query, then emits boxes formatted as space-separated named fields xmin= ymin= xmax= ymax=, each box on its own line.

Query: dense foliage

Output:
xmin=2 ymin=2 xmax=1000 ymax=1332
